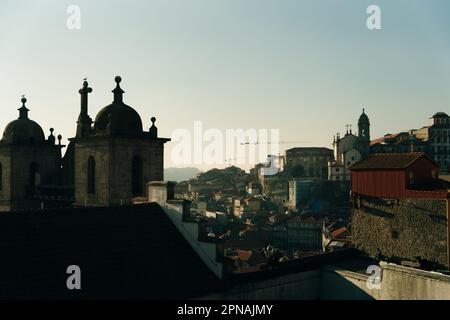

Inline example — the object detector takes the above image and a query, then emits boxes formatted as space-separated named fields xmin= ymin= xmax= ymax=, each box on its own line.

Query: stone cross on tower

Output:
xmin=77 ymin=78 xmax=93 ymax=138
xmin=345 ymin=124 xmax=351 ymax=135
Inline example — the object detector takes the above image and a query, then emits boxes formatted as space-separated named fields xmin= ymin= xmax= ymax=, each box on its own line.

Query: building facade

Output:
xmin=328 ymin=109 xmax=371 ymax=181
xmin=0 ymin=77 xmax=170 ymax=212
xmin=350 ymin=152 xmax=449 ymax=269
xmin=413 ymin=112 xmax=450 ymax=172
xmin=285 ymin=147 xmax=333 ymax=180
xmin=0 ymin=97 xmax=64 ymax=211
xmin=66 ymin=77 xmax=170 ymax=207
xmin=372 ymin=112 xmax=450 ymax=173
xmin=288 ymin=179 xmax=319 ymax=210
xmin=270 ymin=216 xmax=324 ymax=253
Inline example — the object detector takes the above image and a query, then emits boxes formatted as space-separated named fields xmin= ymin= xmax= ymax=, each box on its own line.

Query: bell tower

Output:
xmin=358 ymin=108 xmax=370 ymax=141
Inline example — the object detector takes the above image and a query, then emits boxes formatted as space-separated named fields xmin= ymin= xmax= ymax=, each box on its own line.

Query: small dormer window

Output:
xmin=432 ymin=170 xmax=438 ymax=179
xmin=409 ymin=172 xmax=415 ymax=185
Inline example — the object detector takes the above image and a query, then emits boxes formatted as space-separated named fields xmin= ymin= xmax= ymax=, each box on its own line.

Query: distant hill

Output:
xmin=164 ymin=167 xmax=202 ymax=182
xmin=193 ymin=166 xmax=250 ymax=187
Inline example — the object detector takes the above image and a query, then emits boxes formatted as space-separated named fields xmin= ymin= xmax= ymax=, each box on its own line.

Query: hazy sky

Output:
xmin=1 ymin=0 xmax=449 ymax=171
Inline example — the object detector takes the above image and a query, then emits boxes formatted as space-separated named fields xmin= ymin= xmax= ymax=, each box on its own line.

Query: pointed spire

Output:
xmin=112 ymin=76 xmax=124 ymax=103
xmin=18 ymin=95 xmax=29 ymax=119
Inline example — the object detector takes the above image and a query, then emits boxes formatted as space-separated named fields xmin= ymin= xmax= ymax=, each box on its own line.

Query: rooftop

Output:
xmin=350 ymin=152 xmax=435 ymax=170
xmin=0 ymin=203 xmax=224 ymax=299
xmin=431 ymin=112 xmax=450 ymax=119
xmin=286 ymin=147 xmax=333 ymax=154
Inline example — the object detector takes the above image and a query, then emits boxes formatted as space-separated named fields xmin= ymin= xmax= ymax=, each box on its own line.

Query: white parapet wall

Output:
xmin=322 ymin=261 xmax=450 ymax=300
xmin=162 ymin=201 xmax=224 ymax=279
xmin=377 ymin=262 xmax=450 ymax=300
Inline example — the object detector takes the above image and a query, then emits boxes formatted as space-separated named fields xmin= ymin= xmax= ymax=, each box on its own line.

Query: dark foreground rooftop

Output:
xmin=0 ymin=203 xmax=224 ymax=299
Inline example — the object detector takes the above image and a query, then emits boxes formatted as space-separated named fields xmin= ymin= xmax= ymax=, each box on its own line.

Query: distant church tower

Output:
xmin=66 ymin=76 xmax=170 ymax=207
xmin=358 ymin=108 xmax=371 ymax=141
xmin=357 ymin=108 xmax=371 ymax=156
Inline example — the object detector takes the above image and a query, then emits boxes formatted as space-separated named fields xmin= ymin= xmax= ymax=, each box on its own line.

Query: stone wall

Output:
xmin=352 ymin=197 xmax=448 ymax=269
xmin=208 ymin=262 xmax=450 ymax=300
xmin=322 ymin=262 xmax=450 ymax=300
xmin=109 ymin=139 xmax=164 ymax=204
xmin=74 ymin=139 xmax=111 ymax=206
xmin=0 ymin=145 xmax=61 ymax=211
xmin=0 ymin=148 xmax=11 ymax=211
xmin=74 ymin=137 xmax=164 ymax=207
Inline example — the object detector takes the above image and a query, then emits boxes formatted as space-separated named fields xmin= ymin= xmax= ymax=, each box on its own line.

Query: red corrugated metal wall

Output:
xmin=406 ymin=157 xmax=438 ymax=186
xmin=351 ymin=156 xmax=440 ymax=198
xmin=351 ymin=170 xmax=406 ymax=198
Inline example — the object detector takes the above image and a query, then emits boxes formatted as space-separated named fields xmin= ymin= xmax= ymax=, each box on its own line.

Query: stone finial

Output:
xmin=112 ymin=76 xmax=124 ymax=102
xmin=149 ymin=117 xmax=158 ymax=139
xmin=57 ymin=134 xmax=62 ymax=146
xmin=18 ymin=95 xmax=29 ymax=119
xmin=48 ymin=128 xmax=56 ymax=145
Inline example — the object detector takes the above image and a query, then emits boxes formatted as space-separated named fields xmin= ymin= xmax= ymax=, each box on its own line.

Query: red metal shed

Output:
xmin=350 ymin=153 xmax=440 ymax=198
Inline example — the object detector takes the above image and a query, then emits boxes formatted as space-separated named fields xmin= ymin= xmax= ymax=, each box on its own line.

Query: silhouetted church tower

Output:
xmin=65 ymin=76 xmax=170 ymax=207
xmin=357 ymin=108 xmax=371 ymax=156
xmin=0 ymin=97 xmax=63 ymax=211
xmin=358 ymin=108 xmax=371 ymax=141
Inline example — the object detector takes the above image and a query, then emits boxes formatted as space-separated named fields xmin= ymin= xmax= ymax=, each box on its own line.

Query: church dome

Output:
xmin=94 ymin=76 xmax=143 ymax=137
xmin=2 ymin=97 xmax=45 ymax=145
xmin=358 ymin=108 xmax=370 ymax=124
xmin=431 ymin=112 xmax=449 ymax=119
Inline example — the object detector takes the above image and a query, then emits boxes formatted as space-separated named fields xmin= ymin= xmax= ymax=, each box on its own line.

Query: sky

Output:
xmin=1 ymin=0 xmax=450 ymax=171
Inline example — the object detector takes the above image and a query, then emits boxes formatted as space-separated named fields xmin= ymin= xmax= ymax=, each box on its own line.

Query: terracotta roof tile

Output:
xmin=331 ymin=227 xmax=349 ymax=239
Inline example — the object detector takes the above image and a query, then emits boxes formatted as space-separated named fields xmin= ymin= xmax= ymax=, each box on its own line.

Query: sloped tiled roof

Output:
xmin=370 ymin=132 xmax=408 ymax=146
xmin=331 ymin=227 xmax=350 ymax=239
xmin=349 ymin=153 xmax=435 ymax=170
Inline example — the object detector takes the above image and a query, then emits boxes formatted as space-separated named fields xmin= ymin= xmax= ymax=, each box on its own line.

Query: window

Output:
xmin=29 ymin=162 xmax=39 ymax=188
xmin=87 ymin=157 xmax=95 ymax=194
xmin=432 ymin=170 xmax=438 ymax=179
xmin=132 ymin=156 xmax=143 ymax=196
